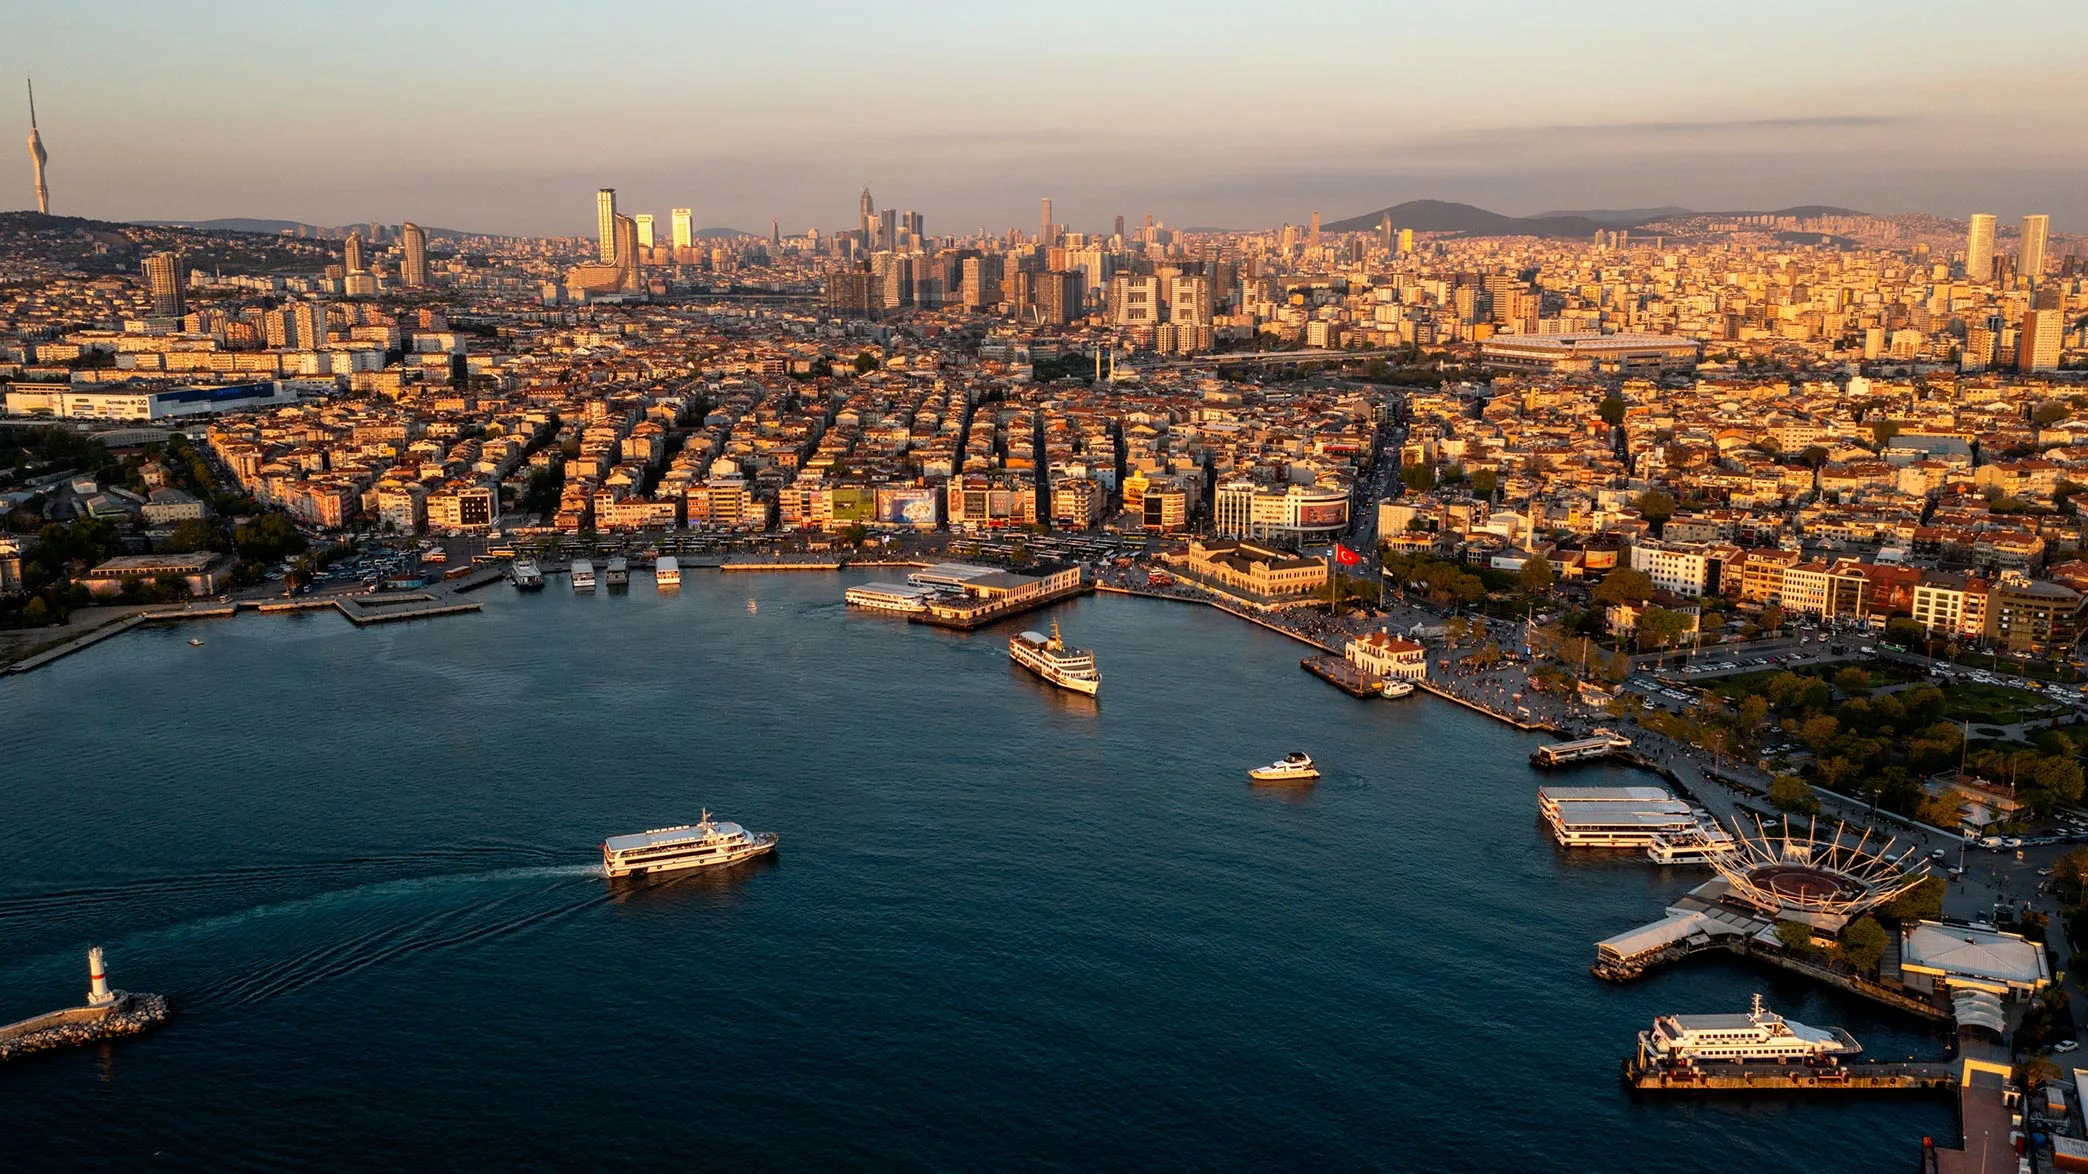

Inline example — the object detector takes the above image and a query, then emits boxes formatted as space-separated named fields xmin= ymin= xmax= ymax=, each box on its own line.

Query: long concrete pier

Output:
xmin=1625 ymin=1056 xmax=1956 ymax=1092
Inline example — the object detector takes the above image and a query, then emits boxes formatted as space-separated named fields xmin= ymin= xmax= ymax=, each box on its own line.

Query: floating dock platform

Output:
xmin=1301 ymin=655 xmax=1381 ymax=697
xmin=1531 ymin=732 xmax=1634 ymax=767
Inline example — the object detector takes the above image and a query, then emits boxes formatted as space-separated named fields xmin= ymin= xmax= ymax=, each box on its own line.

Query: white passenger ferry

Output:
xmin=656 ymin=555 xmax=681 ymax=588
xmin=512 ymin=558 xmax=546 ymax=591
xmin=1380 ymin=679 xmax=1415 ymax=698
xmin=1009 ymin=621 xmax=1100 ymax=696
xmin=571 ymin=558 xmax=596 ymax=591
xmin=1249 ymin=752 xmax=1320 ymax=783
xmin=601 ymin=810 xmax=779 ymax=878
xmin=845 ymin=581 xmax=934 ymax=615
xmin=605 ymin=556 xmax=630 ymax=587
xmin=1641 ymin=994 xmax=1861 ymax=1064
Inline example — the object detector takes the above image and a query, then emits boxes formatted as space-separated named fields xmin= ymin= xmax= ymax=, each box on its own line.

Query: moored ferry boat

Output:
xmin=571 ymin=558 xmax=596 ymax=591
xmin=512 ymin=558 xmax=546 ymax=590
xmin=1009 ymin=621 xmax=1100 ymax=696
xmin=605 ymin=556 xmax=630 ymax=588
xmin=1380 ymin=679 xmax=1415 ymax=698
xmin=656 ymin=555 xmax=681 ymax=588
xmin=601 ymin=810 xmax=779 ymax=878
xmin=1640 ymin=994 xmax=1861 ymax=1064
xmin=1644 ymin=821 xmax=1737 ymax=865
xmin=1249 ymin=752 xmax=1320 ymax=782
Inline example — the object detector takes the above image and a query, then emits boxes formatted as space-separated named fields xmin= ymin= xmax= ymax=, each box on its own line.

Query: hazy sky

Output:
xmin=11 ymin=0 xmax=2087 ymax=237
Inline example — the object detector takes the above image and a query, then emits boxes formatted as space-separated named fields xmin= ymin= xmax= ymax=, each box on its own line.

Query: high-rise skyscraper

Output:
xmin=859 ymin=186 xmax=875 ymax=241
xmin=1040 ymin=197 xmax=1053 ymax=245
xmin=1113 ymin=214 xmax=1125 ymax=241
xmin=671 ymin=208 xmax=693 ymax=251
xmin=1308 ymin=210 xmax=1321 ymax=247
xmin=596 ymin=188 xmax=619 ymax=264
xmin=1966 ymin=213 xmax=1996 ymax=282
xmin=614 ymin=213 xmax=640 ymax=293
xmin=878 ymin=208 xmax=896 ymax=251
xmin=25 ymin=79 xmax=48 ymax=215
xmin=634 ymin=213 xmax=654 ymax=249
xmin=399 ymin=222 xmax=428 ymax=288
xmin=343 ymin=230 xmax=365 ymax=274
xmin=2019 ymin=305 xmax=2063 ymax=372
xmin=141 ymin=252 xmax=182 ymax=318
xmin=771 ymin=218 xmax=780 ymax=246
xmin=2019 ymin=214 xmax=2050 ymax=281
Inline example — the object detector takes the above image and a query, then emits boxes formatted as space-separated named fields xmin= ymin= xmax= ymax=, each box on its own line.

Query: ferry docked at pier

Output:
xmin=601 ymin=810 xmax=779 ymax=878
xmin=512 ymin=559 xmax=545 ymax=591
xmin=1249 ymin=752 xmax=1320 ymax=783
xmin=1644 ymin=822 xmax=1738 ymax=865
xmin=605 ymin=556 xmax=629 ymax=588
xmin=1530 ymin=730 xmax=1634 ymax=768
xmin=656 ymin=555 xmax=680 ymax=588
xmin=1009 ymin=622 xmax=1100 ymax=696
xmin=1640 ymin=994 xmax=1861 ymax=1064
xmin=1380 ymin=679 xmax=1415 ymax=698
xmin=571 ymin=558 xmax=596 ymax=591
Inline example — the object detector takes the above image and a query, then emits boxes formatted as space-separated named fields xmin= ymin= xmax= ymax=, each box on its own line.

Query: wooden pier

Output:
xmin=1301 ymin=655 xmax=1381 ymax=697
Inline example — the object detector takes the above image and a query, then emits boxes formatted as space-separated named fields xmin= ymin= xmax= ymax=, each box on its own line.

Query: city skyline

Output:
xmin=9 ymin=0 xmax=2087 ymax=236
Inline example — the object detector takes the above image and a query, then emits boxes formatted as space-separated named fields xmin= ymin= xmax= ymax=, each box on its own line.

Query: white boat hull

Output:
xmin=1249 ymin=768 xmax=1320 ymax=782
xmin=1009 ymin=651 xmax=1100 ymax=695
xmin=604 ymin=833 xmax=778 ymax=878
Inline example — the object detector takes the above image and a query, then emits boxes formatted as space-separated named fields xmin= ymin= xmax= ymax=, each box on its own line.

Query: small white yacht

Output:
xmin=1249 ymin=752 xmax=1320 ymax=783
xmin=1380 ymin=679 xmax=1415 ymax=698
xmin=601 ymin=810 xmax=779 ymax=878
xmin=1641 ymin=994 xmax=1862 ymax=1064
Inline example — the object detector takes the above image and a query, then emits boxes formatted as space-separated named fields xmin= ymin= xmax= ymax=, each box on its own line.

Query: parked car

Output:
xmin=2056 ymin=1040 xmax=2080 ymax=1054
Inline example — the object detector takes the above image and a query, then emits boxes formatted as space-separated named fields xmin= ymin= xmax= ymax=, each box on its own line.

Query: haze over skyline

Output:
xmin=12 ymin=0 xmax=2088 ymax=236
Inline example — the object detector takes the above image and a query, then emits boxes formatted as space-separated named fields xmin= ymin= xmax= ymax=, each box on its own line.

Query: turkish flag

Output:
xmin=1334 ymin=543 xmax=1361 ymax=566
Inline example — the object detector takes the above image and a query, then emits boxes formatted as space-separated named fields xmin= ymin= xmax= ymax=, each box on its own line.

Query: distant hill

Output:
xmin=0 ymin=211 xmax=342 ymax=276
xmin=1322 ymin=200 xmax=1622 ymax=238
xmin=133 ymin=217 xmax=507 ymax=243
xmin=1533 ymin=206 xmax=1692 ymax=225
xmin=694 ymin=227 xmax=755 ymax=240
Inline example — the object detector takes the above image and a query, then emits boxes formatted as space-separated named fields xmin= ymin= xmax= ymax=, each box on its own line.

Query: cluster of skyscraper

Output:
xmin=1964 ymin=212 xmax=2051 ymax=286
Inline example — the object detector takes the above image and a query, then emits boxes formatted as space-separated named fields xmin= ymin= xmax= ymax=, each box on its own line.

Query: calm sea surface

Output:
xmin=2 ymin=572 xmax=1953 ymax=1171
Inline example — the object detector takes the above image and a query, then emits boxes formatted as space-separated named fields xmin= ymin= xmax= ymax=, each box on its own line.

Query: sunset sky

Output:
xmin=12 ymin=0 xmax=2086 ymax=235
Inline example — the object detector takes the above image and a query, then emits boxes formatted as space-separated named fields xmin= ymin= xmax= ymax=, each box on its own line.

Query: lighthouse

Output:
xmin=86 ymin=946 xmax=114 ymax=1007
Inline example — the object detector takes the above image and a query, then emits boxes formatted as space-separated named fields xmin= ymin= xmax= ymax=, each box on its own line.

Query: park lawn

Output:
xmin=1941 ymin=680 xmax=2059 ymax=725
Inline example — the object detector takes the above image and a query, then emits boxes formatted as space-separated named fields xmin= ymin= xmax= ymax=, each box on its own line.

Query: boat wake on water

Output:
xmin=1 ymin=862 xmax=607 ymax=1012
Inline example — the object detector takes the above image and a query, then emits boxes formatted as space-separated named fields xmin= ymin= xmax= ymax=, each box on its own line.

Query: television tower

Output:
xmin=26 ymin=79 xmax=50 ymax=214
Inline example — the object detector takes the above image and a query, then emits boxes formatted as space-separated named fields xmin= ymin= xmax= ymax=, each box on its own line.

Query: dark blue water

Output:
xmin=2 ymin=573 xmax=1952 ymax=1170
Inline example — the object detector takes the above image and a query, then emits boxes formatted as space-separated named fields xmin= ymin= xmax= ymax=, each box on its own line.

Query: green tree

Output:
xmin=1590 ymin=567 xmax=1654 ymax=606
xmin=1597 ymin=392 xmax=1626 ymax=428
xmin=1773 ymin=918 xmax=1817 ymax=953
xmin=167 ymin=518 xmax=226 ymax=553
xmin=1637 ymin=606 xmax=1695 ymax=649
xmin=1870 ymin=418 xmax=1901 ymax=447
xmin=1833 ymin=666 xmax=1873 ymax=697
xmin=2035 ymin=400 xmax=2072 ymax=427
xmin=1635 ymin=490 xmax=1677 ymax=531
xmin=1769 ymin=775 xmax=1820 ymax=814
xmin=1517 ymin=554 xmax=1555 ymax=595
xmin=1880 ymin=876 xmax=1945 ymax=923
xmin=1798 ymin=445 xmax=1830 ymax=468
xmin=1472 ymin=467 xmax=1499 ymax=496
xmin=1838 ymin=915 xmax=1889 ymax=973
xmin=853 ymin=350 xmax=880 ymax=375
xmin=1759 ymin=603 xmax=1784 ymax=633
xmin=1400 ymin=463 xmax=1436 ymax=493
